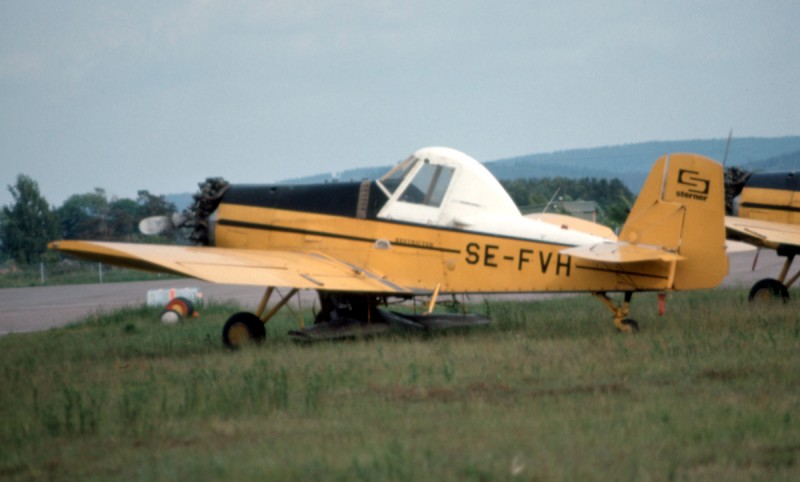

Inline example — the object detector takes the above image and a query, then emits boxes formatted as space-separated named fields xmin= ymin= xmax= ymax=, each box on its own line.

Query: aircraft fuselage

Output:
xmin=211 ymin=182 xmax=672 ymax=294
xmin=736 ymin=171 xmax=800 ymax=226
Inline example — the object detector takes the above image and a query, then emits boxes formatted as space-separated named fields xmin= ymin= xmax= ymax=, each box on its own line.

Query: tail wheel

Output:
xmin=748 ymin=278 xmax=789 ymax=303
xmin=222 ymin=312 xmax=266 ymax=349
xmin=619 ymin=318 xmax=640 ymax=333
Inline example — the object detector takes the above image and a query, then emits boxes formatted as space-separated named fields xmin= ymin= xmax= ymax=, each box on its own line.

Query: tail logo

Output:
xmin=676 ymin=169 xmax=710 ymax=201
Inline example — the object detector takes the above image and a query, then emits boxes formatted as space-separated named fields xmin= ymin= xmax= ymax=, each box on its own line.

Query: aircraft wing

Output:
xmin=48 ymin=240 xmax=410 ymax=294
xmin=724 ymin=216 xmax=800 ymax=250
xmin=561 ymin=242 xmax=685 ymax=263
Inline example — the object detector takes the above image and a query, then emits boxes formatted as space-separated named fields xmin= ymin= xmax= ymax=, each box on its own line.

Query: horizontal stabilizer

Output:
xmin=562 ymin=242 xmax=685 ymax=264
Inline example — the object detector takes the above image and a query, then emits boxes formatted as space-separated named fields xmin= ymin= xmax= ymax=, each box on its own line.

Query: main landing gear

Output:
xmin=222 ymin=312 xmax=266 ymax=347
xmin=594 ymin=291 xmax=640 ymax=333
xmin=221 ymin=288 xmax=491 ymax=349
xmin=748 ymin=250 xmax=797 ymax=304
xmin=222 ymin=287 xmax=297 ymax=349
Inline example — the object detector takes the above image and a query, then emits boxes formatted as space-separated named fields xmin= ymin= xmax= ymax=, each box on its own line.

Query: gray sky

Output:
xmin=2 ymin=0 xmax=799 ymax=208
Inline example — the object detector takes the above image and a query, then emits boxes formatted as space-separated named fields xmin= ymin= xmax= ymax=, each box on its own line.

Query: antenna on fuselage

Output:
xmin=542 ymin=187 xmax=561 ymax=213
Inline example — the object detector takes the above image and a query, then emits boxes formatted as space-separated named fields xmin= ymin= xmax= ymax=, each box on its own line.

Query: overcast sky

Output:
xmin=2 ymin=0 xmax=799 ymax=207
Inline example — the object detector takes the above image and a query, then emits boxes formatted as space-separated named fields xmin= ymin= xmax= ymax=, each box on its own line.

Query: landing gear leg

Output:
xmin=594 ymin=291 xmax=639 ymax=333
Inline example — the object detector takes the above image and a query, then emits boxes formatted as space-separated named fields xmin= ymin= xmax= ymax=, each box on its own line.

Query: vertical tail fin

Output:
xmin=620 ymin=153 xmax=728 ymax=289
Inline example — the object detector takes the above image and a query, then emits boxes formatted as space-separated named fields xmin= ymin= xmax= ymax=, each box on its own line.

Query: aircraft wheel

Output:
xmin=619 ymin=318 xmax=639 ymax=333
xmin=222 ymin=312 xmax=266 ymax=349
xmin=748 ymin=278 xmax=789 ymax=304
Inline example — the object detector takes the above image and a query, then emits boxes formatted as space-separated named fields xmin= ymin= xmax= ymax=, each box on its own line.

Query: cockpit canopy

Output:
xmin=375 ymin=147 xmax=520 ymax=228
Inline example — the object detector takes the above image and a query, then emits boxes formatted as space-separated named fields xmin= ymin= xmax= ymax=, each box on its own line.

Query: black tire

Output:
xmin=222 ymin=312 xmax=266 ymax=349
xmin=748 ymin=278 xmax=789 ymax=303
xmin=164 ymin=296 xmax=194 ymax=317
xmin=620 ymin=318 xmax=639 ymax=333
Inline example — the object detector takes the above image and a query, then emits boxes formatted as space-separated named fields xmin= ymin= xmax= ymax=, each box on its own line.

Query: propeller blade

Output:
xmin=139 ymin=215 xmax=173 ymax=235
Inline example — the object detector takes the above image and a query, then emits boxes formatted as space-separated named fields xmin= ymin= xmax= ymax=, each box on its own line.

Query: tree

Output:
xmin=137 ymin=190 xmax=176 ymax=217
xmin=56 ymin=189 xmax=177 ymax=242
xmin=499 ymin=176 xmax=634 ymax=228
xmin=57 ymin=189 xmax=111 ymax=240
xmin=109 ymin=198 xmax=141 ymax=240
xmin=0 ymin=174 xmax=61 ymax=264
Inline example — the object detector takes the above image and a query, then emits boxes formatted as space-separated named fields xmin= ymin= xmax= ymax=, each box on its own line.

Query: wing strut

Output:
xmin=260 ymin=288 xmax=299 ymax=324
xmin=427 ymin=283 xmax=442 ymax=314
xmin=256 ymin=287 xmax=275 ymax=318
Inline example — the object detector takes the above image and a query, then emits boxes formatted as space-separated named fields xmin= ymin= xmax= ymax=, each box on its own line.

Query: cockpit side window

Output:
xmin=378 ymin=156 xmax=418 ymax=194
xmin=399 ymin=161 xmax=455 ymax=207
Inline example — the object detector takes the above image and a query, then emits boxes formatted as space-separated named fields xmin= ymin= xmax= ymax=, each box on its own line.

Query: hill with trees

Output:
xmin=281 ymin=136 xmax=800 ymax=193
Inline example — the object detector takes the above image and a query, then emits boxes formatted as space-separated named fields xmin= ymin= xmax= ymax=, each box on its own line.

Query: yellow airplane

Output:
xmin=724 ymin=168 xmax=800 ymax=302
xmin=49 ymin=148 xmax=728 ymax=347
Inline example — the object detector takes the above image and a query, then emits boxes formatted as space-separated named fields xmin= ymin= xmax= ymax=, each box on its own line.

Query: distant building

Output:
xmin=558 ymin=200 xmax=600 ymax=222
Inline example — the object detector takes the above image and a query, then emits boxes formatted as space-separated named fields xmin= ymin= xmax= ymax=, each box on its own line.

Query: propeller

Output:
xmin=138 ymin=212 xmax=187 ymax=236
xmin=138 ymin=177 xmax=229 ymax=245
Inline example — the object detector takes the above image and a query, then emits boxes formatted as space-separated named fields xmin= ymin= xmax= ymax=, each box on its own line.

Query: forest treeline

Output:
xmin=0 ymin=173 xmax=633 ymax=267
xmin=500 ymin=176 xmax=633 ymax=228
xmin=1 ymin=174 xmax=176 ymax=266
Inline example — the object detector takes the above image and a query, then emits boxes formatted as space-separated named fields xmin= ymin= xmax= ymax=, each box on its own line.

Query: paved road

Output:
xmin=0 ymin=249 xmax=786 ymax=335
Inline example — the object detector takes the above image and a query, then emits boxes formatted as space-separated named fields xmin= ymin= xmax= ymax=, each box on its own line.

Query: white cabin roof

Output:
xmin=376 ymin=147 xmax=520 ymax=226
xmin=375 ymin=147 xmax=614 ymax=246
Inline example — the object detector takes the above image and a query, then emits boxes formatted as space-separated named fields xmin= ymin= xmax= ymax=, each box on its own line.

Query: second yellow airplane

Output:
xmin=725 ymin=168 xmax=800 ymax=302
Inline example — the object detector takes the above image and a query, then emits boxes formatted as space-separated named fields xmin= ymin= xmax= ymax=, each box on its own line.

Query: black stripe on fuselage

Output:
xmin=740 ymin=202 xmax=800 ymax=213
xmin=744 ymin=172 xmax=800 ymax=192
xmin=574 ymin=264 xmax=668 ymax=280
xmin=217 ymin=219 xmax=463 ymax=254
xmin=216 ymin=209 xmax=578 ymax=254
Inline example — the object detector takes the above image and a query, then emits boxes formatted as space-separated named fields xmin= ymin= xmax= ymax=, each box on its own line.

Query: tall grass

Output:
xmin=0 ymin=289 xmax=798 ymax=481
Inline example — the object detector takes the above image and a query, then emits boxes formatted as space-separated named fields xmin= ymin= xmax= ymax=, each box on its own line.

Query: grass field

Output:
xmin=1 ymin=289 xmax=798 ymax=481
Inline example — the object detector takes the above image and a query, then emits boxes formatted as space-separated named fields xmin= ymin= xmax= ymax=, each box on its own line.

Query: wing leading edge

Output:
xmin=48 ymin=240 xmax=410 ymax=294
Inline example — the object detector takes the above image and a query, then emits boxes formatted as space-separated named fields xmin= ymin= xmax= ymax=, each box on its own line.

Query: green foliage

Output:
xmin=137 ymin=189 xmax=177 ymax=218
xmin=58 ymin=188 xmax=113 ymax=240
xmin=56 ymin=188 xmax=176 ymax=242
xmin=0 ymin=174 xmax=60 ymax=264
xmin=1 ymin=291 xmax=798 ymax=481
xmin=0 ymin=175 xmax=180 ymax=267
xmin=500 ymin=176 xmax=634 ymax=228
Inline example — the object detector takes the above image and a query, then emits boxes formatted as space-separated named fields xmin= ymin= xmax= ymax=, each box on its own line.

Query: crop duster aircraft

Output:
xmin=724 ymin=167 xmax=800 ymax=302
xmin=50 ymin=147 xmax=728 ymax=347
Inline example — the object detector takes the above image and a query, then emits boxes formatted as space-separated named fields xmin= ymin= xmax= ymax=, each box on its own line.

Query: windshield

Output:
xmin=378 ymin=156 xmax=418 ymax=194
xmin=399 ymin=162 xmax=455 ymax=207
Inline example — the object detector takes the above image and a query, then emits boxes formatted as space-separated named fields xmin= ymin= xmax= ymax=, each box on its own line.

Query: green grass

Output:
xmin=1 ymin=290 xmax=798 ymax=481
